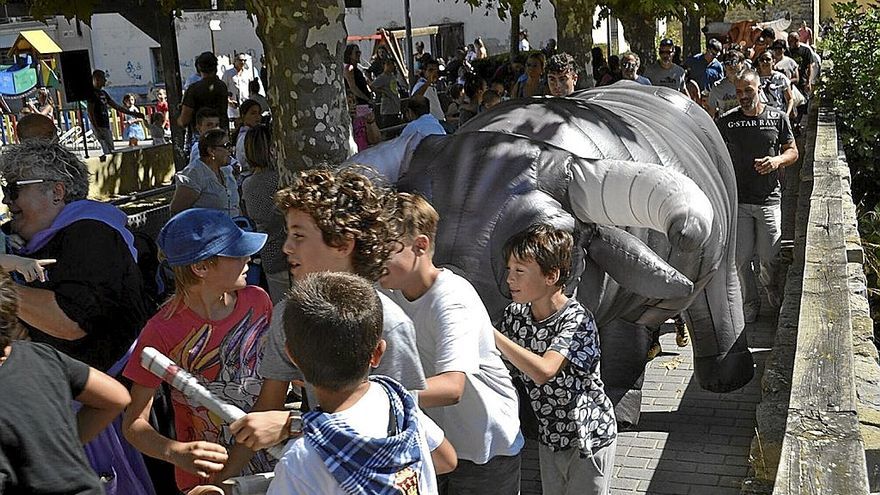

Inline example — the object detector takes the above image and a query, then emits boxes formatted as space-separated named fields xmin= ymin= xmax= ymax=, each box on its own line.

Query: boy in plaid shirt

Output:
xmin=268 ymin=272 xmax=456 ymax=495
xmin=494 ymin=225 xmax=617 ymax=495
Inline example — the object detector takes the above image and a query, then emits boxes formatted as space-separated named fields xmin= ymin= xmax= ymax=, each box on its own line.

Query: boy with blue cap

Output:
xmin=122 ymin=208 xmax=275 ymax=492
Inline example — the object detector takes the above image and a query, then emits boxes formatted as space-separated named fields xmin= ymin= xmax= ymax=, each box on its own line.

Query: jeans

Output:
xmin=94 ymin=126 xmax=115 ymax=155
xmin=736 ymin=202 xmax=781 ymax=308
xmin=438 ymin=452 xmax=521 ymax=495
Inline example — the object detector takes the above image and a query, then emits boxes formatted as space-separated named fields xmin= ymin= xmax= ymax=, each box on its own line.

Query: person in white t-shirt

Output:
xmin=380 ymin=192 xmax=524 ymax=495
xmin=411 ymin=58 xmax=446 ymax=123
xmin=267 ymin=272 xmax=457 ymax=495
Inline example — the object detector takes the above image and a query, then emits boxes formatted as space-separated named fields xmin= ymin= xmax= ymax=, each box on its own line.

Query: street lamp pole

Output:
xmin=403 ymin=0 xmax=414 ymax=85
xmin=209 ymin=20 xmax=222 ymax=55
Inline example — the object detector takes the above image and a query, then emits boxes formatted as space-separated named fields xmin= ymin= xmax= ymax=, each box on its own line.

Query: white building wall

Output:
xmin=174 ymin=11 xmax=264 ymax=83
xmin=90 ymin=14 xmax=158 ymax=90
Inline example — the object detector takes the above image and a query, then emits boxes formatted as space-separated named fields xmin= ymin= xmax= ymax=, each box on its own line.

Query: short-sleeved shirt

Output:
xmin=684 ymin=54 xmax=723 ymax=91
xmin=123 ymin=286 xmax=274 ymax=491
xmin=760 ymin=72 xmax=791 ymax=111
xmin=372 ymin=73 xmax=401 ymax=116
xmin=24 ymin=219 xmax=147 ymax=371
xmin=717 ymin=105 xmax=795 ymax=206
xmin=86 ymin=88 xmax=111 ymax=129
xmin=175 ymin=159 xmax=241 ymax=217
xmin=500 ymin=300 xmax=616 ymax=452
xmin=709 ymin=78 xmax=738 ymax=116
xmin=259 ymin=291 xmax=428 ymax=392
xmin=789 ymin=45 xmax=817 ymax=82
xmin=773 ymin=56 xmax=799 ymax=81
xmin=181 ymin=76 xmax=229 ymax=132
xmin=411 ymin=78 xmax=446 ymax=121
xmin=0 ymin=341 xmax=103 ymax=495
xmin=384 ymin=269 xmax=524 ymax=464
xmin=645 ymin=63 xmax=687 ymax=91
xmin=241 ymin=169 xmax=287 ymax=274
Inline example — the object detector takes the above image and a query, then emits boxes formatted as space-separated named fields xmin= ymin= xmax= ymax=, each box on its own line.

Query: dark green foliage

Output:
xmin=820 ymin=1 xmax=880 ymax=210
xmin=821 ymin=1 xmax=880 ymax=339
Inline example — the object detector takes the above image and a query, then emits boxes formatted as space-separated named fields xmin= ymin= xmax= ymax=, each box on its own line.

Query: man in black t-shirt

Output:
xmin=178 ymin=52 xmax=229 ymax=140
xmin=718 ymin=69 xmax=799 ymax=322
xmin=86 ymin=70 xmax=144 ymax=156
xmin=786 ymin=32 xmax=818 ymax=130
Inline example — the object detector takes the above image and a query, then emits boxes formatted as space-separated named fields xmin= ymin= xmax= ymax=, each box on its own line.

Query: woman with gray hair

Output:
xmin=0 ymin=139 xmax=154 ymax=494
xmin=0 ymin=139 xmax=147 ymax=372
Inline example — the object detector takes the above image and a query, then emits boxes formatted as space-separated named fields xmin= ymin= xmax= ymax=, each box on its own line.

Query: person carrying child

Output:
xmin=493 ymin=224 xmax=617 ymax=495
xmin=267 ymin=271 xmax=457 ymax=494
xmin=380 ymin=192 xmax=524 ymax=495
xmin=226 ymin=167 xmax=427 ymax=469
xmin=122 ymin=208 xmax=275 ymax=492
xmin=0 ymin=271 xmax=132 ymax=494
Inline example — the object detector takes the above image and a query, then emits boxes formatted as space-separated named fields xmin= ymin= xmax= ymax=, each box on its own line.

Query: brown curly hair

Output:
xmin=0 ymin=272 xmax=24 ymax=350
xmin=275 ymin=166 xmax=399 ymax=282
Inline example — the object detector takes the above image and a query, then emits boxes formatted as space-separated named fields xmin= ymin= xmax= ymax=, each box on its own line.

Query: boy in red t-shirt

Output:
xmin=122 ymin=208 xmax=274 ymax=492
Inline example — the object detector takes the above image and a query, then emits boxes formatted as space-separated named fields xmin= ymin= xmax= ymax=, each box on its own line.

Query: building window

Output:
xmin=151 ymin=47 xmax=164 ymax=84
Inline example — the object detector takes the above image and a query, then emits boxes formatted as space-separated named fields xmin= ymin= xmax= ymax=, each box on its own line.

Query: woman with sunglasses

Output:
xmin=756 ymin=53 xmax=794 ymax=118
xmin=170 ymin=128 xmax=241 ymax=217
xmin=0 ymin=139 xmax=154 ymax=494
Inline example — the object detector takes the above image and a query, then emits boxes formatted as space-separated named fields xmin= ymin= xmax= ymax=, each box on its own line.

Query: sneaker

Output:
xmin=675 ymin=319 xmax=689 ymax=347
xmin=743 ymin=301 xmax=760 ymax=323
xmin=647 ymin=342 xmax=662 ymax=360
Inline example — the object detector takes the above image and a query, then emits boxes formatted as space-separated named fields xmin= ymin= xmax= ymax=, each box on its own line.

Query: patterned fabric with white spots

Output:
xmin=500 ymin=299 xmax=617 ymax=453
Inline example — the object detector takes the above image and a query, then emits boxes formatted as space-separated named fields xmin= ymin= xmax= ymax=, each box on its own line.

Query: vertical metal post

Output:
xmin=403 ymin=0 xmax=415 ymax=85
xmin=211 ymin=31 xmax=216 ymax=55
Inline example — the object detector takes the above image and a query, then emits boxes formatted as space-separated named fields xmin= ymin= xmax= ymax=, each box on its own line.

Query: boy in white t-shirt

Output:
xmin=267 ymin=272 xmax=457 ymax=495
xmin=380 ymin=192 xmax=524 ymax=495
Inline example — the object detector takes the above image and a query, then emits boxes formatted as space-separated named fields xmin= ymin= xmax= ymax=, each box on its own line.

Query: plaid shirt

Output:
xmin=303 ymin=375 xmax=424 ymax=494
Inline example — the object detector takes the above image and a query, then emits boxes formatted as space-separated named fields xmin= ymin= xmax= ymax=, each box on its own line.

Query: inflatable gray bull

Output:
xmin=353 ymin=82 xmax=753 ymax=425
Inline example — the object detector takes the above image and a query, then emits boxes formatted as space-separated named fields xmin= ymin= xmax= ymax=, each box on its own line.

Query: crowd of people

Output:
xmin=0 ymin=23 xmax=815 ymax=495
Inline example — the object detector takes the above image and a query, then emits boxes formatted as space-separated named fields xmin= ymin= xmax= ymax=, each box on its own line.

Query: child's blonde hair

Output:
xmin=390 ymin=192 xmax=439 ymax=245
xmin=159 ymin=252 xmax=219 ymax=318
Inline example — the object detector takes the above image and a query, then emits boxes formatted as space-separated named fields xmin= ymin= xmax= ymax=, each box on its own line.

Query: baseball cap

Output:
xmin=659 ymin=38 xmax=675 ymax=47
xmin=158 ymin=209 xmax=267 ymax=267
xmin=707 ymin=38 xmax=723 ymax=53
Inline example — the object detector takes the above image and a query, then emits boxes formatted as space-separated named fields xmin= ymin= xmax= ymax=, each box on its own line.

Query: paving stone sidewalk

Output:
xmin=521 ymin=312 xmax=776 ymax=494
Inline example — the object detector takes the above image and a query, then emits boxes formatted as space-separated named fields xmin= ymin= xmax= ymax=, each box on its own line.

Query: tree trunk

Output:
xmin=510 ymin=2 xmax=522 ymax=55
xmin=618 ymin=14 xmax=657 ymax=66
xmin=682 ymin=8 xmax=703 ymax=59
xmin=552 ymin=0 xmax=596 ymax=88
xmin=250 ymin=0 xmax=354 ymax=184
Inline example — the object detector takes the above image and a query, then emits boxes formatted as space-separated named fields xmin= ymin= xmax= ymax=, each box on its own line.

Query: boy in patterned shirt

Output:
xmin=494 ymin=224 xmax=617 ymax=495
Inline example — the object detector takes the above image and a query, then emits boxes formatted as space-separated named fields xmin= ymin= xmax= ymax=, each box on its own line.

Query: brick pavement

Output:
xmin=521 ymin=311 xmax=776 ymax=494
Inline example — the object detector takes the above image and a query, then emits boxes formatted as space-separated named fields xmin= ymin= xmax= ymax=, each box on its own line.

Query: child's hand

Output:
xmin=230 ymin=410 xmax=294 ymax=451
xmin=170 ymin=441 xmax=228 ymax=478
xmin=1 ymin=256 xmax=55 ymax=282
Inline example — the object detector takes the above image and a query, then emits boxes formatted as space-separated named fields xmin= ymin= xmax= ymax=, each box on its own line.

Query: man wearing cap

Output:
xmin=684 ymin=38 xmax=724 ymax=92
xmin=707 ymin=49 xmax=746 ymax=119
xmin=179 ymin=52 xmax=230 ymax=138
xmin=123 ymin=208 xmax=275 ymax=491
xmin=222 ymin=54 xmax=253 ymax=121
xmin=717 ymin=69 xmax=798 ymax=322
xmin=645 ymin=39 xmax=687 ymax=93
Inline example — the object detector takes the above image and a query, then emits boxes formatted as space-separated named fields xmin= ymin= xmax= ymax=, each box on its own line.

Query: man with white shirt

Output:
xmin=411 ymin=59 xmax=446 ymax=123
xmin=400 ymin=96 xmax=446 ymax=140
xmin=222 ymin=53 xmax=252 ymax=121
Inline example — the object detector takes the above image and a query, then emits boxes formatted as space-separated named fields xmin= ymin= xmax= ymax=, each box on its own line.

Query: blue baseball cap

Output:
xmin=158 ymin=209 xmax=267 ymax=267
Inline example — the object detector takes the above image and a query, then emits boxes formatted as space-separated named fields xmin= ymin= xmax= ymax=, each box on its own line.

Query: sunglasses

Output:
xmin=211 ymin=142 xmax=234 ymax=150
xmin=759 ymin=58 xmax=773 ymax=63
xmin=1 ymin=179 xmax=51 ymax=201
xmin=659 ymin=50 xmax=673 ymax=55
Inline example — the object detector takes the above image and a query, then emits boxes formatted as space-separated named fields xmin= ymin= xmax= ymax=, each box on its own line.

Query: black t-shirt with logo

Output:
xmin=717 ymin=105 xmax=795 ymax=206
xmin=0 ymin=341 xmax=104 ymax=495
